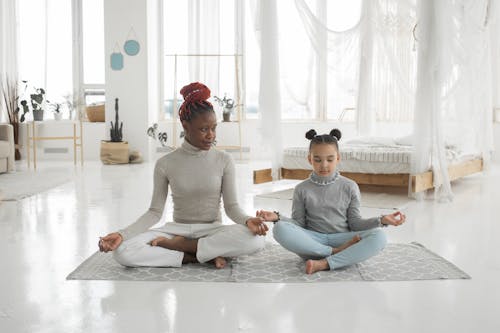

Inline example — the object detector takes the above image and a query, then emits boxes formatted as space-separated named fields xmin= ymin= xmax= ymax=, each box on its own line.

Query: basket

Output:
xmin=86 ymin=104 xmax=105 ymax=122
xmin=100 ymin=141 xmax=129 ymax=164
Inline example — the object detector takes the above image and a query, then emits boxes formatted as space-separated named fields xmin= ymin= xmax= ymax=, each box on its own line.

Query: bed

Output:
xmin=253 ymin=137 xmax=483 ymax=193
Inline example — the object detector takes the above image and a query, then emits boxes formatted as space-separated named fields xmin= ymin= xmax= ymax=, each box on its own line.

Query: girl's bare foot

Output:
xmin=306 ymin=259 xmax=329 ymax=274
xmin=332 ymin=235 xmax=361 ymax=255
xmin=213 ymin=256 xmax=227 ymax=269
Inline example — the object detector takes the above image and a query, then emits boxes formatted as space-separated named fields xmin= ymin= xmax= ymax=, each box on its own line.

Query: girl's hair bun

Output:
xmin=180 ymin=82 xmax=211 ymax=104
xmin=329 ymin=128 xmax=342 ymax=141
xmin=305 ymin=129 xmax=317 ymax=140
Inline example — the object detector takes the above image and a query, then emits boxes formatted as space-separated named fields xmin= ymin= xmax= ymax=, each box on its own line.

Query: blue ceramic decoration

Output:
xmin=124 ymin=39 xmax=140 ymax=56
xmin=110 ymin=52 xmax=124 ymax=70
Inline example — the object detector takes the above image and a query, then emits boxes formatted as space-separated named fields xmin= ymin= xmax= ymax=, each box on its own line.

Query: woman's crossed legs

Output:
xmin=114 ymin=223 xmax=264 ymax=269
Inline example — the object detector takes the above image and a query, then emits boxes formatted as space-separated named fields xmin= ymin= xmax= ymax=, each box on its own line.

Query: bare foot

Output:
xmin=332 ymin=235 xmax=361 ymax=255
xmin=213 ymin=256 xmax=227 ymax=269
xmin=150 ymin=236 xmax=167 ymax=247
xmin=149 ymin=235 xmax=185 ymax=249
xmin=150 ymin=236 xmax=198 ymax=254
xmin=306 ymin=259 xmax=329 ymax=274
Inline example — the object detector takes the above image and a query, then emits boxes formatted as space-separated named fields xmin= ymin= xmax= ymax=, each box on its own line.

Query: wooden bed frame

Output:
xmin=253 ymin=158 xmax=484 ymax=193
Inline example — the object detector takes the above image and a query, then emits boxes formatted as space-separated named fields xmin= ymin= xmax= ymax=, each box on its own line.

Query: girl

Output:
xmin=258 ymin=129 xmax=405 ymax=274
xmin=99 ymin=82 xmax=268 ymax=269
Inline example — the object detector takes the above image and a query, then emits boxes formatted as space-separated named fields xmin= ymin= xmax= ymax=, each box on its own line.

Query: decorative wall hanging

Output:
xmin=110 ymin=43 xmax=124 ymax=70
xmin=123 ymin=27 xmax=140 ymax=56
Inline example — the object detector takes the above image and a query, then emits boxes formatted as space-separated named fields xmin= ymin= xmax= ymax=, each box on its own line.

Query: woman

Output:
xmin=99 ymin=82 xmax=267 ymax=268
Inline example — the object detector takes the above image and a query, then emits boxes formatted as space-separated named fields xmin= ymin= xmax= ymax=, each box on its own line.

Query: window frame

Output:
xmin=72 ymin=0 xmax=106 ymax=120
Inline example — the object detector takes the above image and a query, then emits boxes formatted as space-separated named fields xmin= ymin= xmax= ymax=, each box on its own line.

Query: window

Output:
xmin=18 ymin=0 xmax=73 ymax=118
xmin=161 ymin=0 xmax=244 ymax=120
xmin=80 ymin=0 xmax=105 ymax=108
xmin=18 ymin=0 xmax=105 ymax=119
xmin=277 ymin=0 xmax=318 ymax=120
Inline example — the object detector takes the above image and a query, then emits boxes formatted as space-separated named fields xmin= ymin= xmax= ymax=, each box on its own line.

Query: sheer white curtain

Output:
xmin=412 ymin=0 xmax=450 ymax=201
xmin=294 ymin=0 xmax=361 ymax=121
xmin=254 ymin=0 xmax=283 ymax=179
xmin=17 ymin=0 xmax=72 ymax=104
xmin=187 ymin=0 xmax=220 ymax=91
xmin=491 ymin=1 xmax=500 ymax=111
xmin=294 ymin=0 xmax=416 ymax=129
xmin=369 ymin=0 xmax=417 ymax=124
xmin=0 ymin=0 xmax=18 ymax=82
xmin=412 ymin=0 xmax=494 ymax=201
xmin=0 ymin=0 xmax=19 ymax=123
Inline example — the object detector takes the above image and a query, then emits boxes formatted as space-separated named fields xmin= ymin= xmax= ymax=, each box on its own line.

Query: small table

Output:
xmin=26 ymin=120 xmax=84 ymax=170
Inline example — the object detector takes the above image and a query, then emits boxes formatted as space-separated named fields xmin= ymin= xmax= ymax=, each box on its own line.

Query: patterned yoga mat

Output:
xmin=67 ymin=242 xmax=470 ymax=282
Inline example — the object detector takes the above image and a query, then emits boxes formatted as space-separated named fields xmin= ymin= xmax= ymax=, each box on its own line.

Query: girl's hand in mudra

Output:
xmin=246 ymin=217 xmax=269 ymax=236
xmin=381 ymin=211 xmax=406 ymax=226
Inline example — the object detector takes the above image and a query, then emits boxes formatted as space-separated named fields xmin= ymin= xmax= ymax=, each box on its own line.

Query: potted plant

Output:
xmin=29 ymin=87 xmax=46 ymax=121
xmin=17 ymin=82 xmax=46 ymax=121
xmin=49 ymin=101 xmax=63 ymax=120
xmin=214 ymin=94 xmax=235 ymax=122
xmin=100 ymin=98 xmax=129 ymax=164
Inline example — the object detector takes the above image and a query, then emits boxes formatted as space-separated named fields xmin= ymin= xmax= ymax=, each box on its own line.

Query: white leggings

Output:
xmin=113 ymin=222 xmax=265 ymax=268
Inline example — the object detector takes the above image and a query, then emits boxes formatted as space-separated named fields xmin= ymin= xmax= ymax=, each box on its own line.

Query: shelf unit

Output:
xmin=26 ymin=120 xmax=84 ymax=170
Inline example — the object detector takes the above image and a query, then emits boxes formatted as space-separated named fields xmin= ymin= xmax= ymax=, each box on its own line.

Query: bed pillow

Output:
xmin=344 ymin=136 xmax=397 ymax=146
xmin=394 ymin=135 xmax=414 ymax=146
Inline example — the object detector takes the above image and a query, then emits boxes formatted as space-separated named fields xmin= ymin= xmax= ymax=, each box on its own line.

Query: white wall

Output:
xmin=493 ymin=122 xmax=500 ymax=162
xmin=103 ymin=0 xmax=154 ymax=161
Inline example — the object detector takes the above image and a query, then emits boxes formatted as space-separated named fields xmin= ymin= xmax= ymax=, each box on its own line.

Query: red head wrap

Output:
xmin=179 ymin=82 xmax=213 ymax=121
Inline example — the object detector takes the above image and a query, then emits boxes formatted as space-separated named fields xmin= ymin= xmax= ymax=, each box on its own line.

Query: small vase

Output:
xmin=223 ymin=112 xmax=231 ymax=122
xmin=54 ymin=113 xmax=62 ymax=121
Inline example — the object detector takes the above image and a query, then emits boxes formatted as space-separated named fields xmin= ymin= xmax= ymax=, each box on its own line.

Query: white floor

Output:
xmin=1 ymin=158 xmax=499 ymax=333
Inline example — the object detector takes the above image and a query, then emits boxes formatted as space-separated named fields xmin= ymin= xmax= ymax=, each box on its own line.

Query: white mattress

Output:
xmin=283 ymin=142 xmax=470 ymax=174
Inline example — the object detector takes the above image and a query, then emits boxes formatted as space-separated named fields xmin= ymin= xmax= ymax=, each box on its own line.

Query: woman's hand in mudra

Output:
xmin=246 ymin=217 xmax=269 ymax=236
xmin=98 ymin=232 xmax=123 ymax=252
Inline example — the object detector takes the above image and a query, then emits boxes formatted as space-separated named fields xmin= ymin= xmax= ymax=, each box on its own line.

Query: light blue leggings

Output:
xmin=273 ymin=221 xmax=387 ymax=270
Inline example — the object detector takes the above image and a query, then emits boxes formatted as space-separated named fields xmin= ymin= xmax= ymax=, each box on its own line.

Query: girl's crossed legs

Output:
xmin=273 ymin=221 xmax=387 ymax=274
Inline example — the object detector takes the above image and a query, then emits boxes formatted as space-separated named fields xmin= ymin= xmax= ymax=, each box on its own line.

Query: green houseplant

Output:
xmin=28 ymin=87 xmax=46 ymax=121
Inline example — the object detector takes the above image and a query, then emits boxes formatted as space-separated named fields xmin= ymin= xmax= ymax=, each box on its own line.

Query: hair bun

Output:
xmin=329 ymin=128 xmax=342 ymax=141
xmin=305 ymin=129 xmax=317 ymax=140
xmin=180 ymin=82 xmax=211 ymax=104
